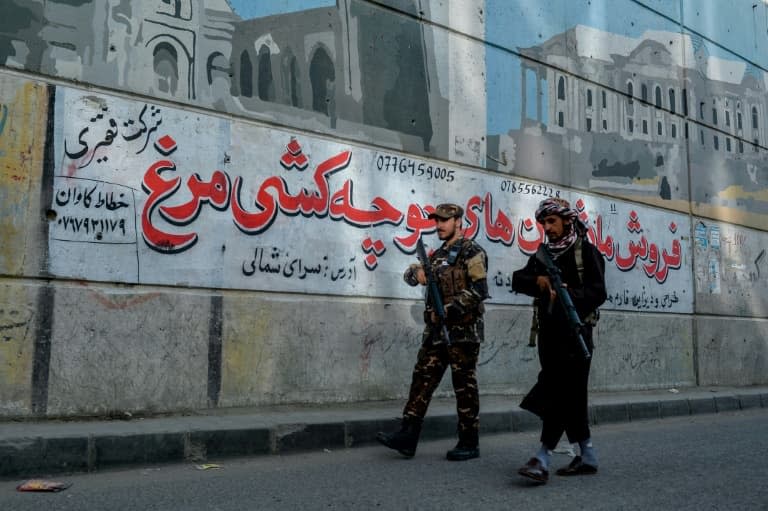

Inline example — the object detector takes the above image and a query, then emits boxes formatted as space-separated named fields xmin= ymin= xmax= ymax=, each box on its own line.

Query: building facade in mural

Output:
xmin=489 ymin=25 xmax=768 ymax=226
xmin=0 ymin=0 xmax=440 ymax=152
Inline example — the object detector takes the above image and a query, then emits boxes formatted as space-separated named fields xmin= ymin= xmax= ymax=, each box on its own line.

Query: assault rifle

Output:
xmin=415 ymin=238 xmax=451 ymax=345
xmin=535 ymin=244 xmax=591 ymax=360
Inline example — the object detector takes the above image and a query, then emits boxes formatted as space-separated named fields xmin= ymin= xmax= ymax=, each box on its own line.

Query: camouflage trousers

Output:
xmin=403 ymin=342 xmax=480 ymax=435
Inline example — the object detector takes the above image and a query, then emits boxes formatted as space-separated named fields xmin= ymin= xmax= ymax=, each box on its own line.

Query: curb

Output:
xmin=0 ymin=391 xmax=766 ymax=479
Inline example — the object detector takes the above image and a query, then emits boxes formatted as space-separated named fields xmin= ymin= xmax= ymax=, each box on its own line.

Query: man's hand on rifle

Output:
xmin=414 ymin=267 xmax=427 ymax=285
xmin=536 ymin=276 xmax=557 ymax=303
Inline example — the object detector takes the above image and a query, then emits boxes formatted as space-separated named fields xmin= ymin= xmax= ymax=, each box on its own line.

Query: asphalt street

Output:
xmin=1 ymin=409 xmax=766 ymax=511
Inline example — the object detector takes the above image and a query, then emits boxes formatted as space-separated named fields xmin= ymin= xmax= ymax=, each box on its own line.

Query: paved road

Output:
xmin=1 ymin=409 xmax=766 ymax=510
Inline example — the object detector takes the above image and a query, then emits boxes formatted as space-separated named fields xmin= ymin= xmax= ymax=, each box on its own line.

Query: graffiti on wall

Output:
xmin=49 ymin=86 xmax=692 ymax=312
xmin=694 ymin=219 xmax=768 ymax=316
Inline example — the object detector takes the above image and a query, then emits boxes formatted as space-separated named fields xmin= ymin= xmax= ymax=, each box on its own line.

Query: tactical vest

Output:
xmin=436 ymin=242 xmax=466 ymax=305
xmin=430 ymin=240 xmax=484 ymax=324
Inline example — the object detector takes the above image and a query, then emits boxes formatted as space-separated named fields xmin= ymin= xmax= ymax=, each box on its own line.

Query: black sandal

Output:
xmin=556 ymin=456 xmax=598 ymax=476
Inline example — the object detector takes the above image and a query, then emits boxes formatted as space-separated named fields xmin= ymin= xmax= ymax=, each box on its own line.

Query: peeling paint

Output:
xmin=0 ymin=76 xmax=48 ymax=276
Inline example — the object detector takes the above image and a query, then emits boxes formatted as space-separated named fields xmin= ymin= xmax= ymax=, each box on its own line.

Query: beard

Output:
xmin=437 ymin=225 xmax=457 ymax=240
xmin=546 ymin=231 xmax=563 ymax=242
xmin=438 ymin=229 xmax=453 ymax=240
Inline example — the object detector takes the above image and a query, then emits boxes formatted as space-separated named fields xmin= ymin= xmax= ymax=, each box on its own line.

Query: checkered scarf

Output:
xmin=535 ymin=198 xmax=578 ymax=257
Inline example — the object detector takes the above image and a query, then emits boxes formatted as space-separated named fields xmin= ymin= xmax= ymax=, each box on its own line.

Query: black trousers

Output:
xmin=521 ymin=329 xmax=593 ymax=450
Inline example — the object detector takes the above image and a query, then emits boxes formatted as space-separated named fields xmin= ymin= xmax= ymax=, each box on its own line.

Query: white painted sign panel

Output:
xmin=50 ymin=87 xmax=693 ymax=312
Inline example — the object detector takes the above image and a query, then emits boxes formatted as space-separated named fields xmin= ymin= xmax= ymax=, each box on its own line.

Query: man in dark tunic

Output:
xmin=513 ymin=198 xmax=607 ymax=484
xmin=376 ymin=203 xmax=489 ymax=461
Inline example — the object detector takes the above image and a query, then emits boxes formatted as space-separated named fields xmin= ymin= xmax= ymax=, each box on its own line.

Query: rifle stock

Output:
xmin=535 ymin=245 xmax=591 ymax=360
xmin=415 ymin=239 xmax=451 ymax=344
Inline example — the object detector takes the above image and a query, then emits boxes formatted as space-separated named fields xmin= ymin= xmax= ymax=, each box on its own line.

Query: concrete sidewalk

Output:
xmin=1 ymin=385 xmax=766 ymax=479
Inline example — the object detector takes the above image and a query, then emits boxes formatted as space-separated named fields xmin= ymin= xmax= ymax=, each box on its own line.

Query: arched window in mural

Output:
xmin=752 ymin=106 xmax=759 ymax=130
xmin=668 ymin=88 xmax=675 ymax=113
xmin=310 ymin=47 xmax=335 ymax=115
xmin=641 ymin=84 xmax=648 ymax=102
xmin=258 ymin=45 xmax=275 ymax=101
xmin=557 ymin=76 xmax=566 ymax=100
xmin=240 ymin=50 xmax=253 ymax=98
xmin=587 ymin=89 xmax=592 ymax=107
xmin=626 ymin=81 xmax=633 ymax=105
xmin=601 ymin=90 xmax=607 ymax=108
xmin=153 ymin=42 xmax=178 ymax=94
xmin=289 ymin=56 xmax=300 ymax=107
xmin=654 ymin=86 xmax=662 ymax=108
xmin=682 ymin=89 xmax=688 ymax=116
xmin=206 ymin=52 xmax=229 ymax=85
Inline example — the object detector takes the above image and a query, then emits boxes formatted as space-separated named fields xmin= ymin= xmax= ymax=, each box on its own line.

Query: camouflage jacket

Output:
xmin=404 ymin=237 xmax=489 ymax=344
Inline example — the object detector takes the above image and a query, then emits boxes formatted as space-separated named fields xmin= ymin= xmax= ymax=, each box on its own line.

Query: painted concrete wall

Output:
xmin=0 ymin=0 xmax=765 ymax=418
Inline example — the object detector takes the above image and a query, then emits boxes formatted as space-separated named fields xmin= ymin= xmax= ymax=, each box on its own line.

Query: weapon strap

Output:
xmin=574 ymin=236 xmax=584 ymax=285
xmin=574 ymin=236 xmax=600 ymax=326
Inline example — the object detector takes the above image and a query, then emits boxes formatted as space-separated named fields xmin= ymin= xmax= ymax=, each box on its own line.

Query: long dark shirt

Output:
xmin=512 ymin=237 xmax=607 ymax=424
xmin=512 ymin=237 xmax=607 ymax=354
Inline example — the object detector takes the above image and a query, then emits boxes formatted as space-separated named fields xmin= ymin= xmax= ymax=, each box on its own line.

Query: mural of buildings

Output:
xmin=0 ymin=0 xmax=446 ymax=154
xmin=489 ymin=24 xmax=768 ymax=228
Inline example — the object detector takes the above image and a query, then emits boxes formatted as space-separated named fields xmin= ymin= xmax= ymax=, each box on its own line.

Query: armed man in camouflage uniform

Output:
xmin=376 ymin=203 xmax=489 ymax=461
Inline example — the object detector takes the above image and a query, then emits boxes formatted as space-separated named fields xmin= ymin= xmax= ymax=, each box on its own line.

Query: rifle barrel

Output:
xmin=536 ymin=246 xmax=591 ymax=360
xmin=416 ymin=239 xmax=451 ymax=344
